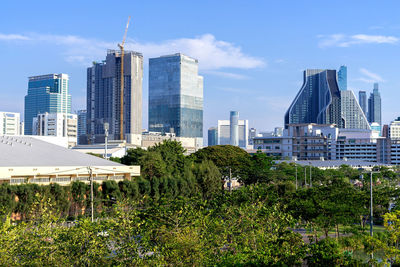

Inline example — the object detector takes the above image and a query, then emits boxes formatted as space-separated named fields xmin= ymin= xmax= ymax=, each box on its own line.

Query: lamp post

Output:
xmin=359 ymin=168 xmax=380 ymax=261
xmin=304 ymin=167 xmax=307 ymax=187
xmin=359 ymin=169 xmax=380 ymax=237
xmin=104 ymin=122 xmax=109 ymax=160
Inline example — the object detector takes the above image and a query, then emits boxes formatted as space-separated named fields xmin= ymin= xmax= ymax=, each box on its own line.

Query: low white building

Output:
xmin=389 ymin=117 xmax=400 ymax=140
xmin=0 ymin=136 xmax=140 ymax=185
xmin=0 ymin=112 xmax=21 ymax=136
xmin=32 ymin=112 xmax=77 ymax=147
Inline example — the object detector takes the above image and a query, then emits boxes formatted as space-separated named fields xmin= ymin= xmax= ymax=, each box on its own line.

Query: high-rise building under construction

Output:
xmin=86 ymin=50 xmax=143 ymax=144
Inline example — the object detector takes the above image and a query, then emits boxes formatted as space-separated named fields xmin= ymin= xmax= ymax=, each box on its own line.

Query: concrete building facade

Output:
xmin=0 ymin=112 xmax=21 ymax=135
xmin=86 ymin=50 xmax=143 ymax=144
xmin=32 ymin=112 xmax=77 ymax=147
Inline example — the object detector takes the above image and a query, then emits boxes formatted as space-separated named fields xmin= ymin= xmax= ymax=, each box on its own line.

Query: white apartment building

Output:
xmin=389 ymin=117 xmax=400 ymax=140
xmin=0 ymin=112 xmax=20 ymax=135
xmin=250 ymin=124 xmax=393 ymax=163
xmin=32 ymin=112 xmax=77 ymax=147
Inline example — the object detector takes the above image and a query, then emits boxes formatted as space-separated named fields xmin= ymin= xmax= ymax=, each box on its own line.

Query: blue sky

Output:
xmin=1 ymin=0 xmax=400 ymax=137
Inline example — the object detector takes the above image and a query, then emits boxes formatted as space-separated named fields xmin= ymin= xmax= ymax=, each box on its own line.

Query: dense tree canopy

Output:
xmin=2 ymin=141 xmax=400 ymax=265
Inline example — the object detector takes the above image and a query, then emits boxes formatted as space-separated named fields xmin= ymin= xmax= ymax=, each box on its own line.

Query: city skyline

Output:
xmin=2 ymin=1 xmax=400 ymax=136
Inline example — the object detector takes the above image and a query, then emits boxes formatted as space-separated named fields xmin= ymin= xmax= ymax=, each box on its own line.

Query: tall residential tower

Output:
xmin=285 ymin=69 xmax=342 ymax=127
xmin=86 ymin=50 xmax=143 ymax=144
xmin=286 ymin=68 xmax=370 ymax=130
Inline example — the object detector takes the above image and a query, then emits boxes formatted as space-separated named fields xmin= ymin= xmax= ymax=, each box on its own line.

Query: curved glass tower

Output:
xmin=285 ymin=69 xmax=342 ymax=127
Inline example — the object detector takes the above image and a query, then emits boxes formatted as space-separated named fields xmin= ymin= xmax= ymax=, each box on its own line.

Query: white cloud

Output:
xmin=0 ymin=32 xmax=265 ymax=71
xmin=274 ymin=59 xmax=285 ymax=64
xmin=318 ymin=33 xmax=399 ymax=48
xmin=126 ymin=34 xmax=265 ymax=70
xmin=0 ymin=33 xmax=30 ymax=40
xmin=202 ymin=70 xmax=248 ymax=80
xmin=215 ymin=87 xmax=252 ymax=93
xmin=357 ymin=68 xmax=385 ymax=83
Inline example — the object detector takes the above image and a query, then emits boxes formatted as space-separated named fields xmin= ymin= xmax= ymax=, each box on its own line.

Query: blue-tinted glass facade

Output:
xmin=149 ymin=54 xmax=203 ymax=138
xmin=208 ymin=127 xmax=217 ymax=146
xmin=359 ymin=91 xmax=367 ymax=115
xmin=368 ymin=83 xmax=382 ymax=125
xmin=24 ymin=74 xmax=71 ymax=135
xmin=285 ymin=69 xmax=342 ymax=127
xmin=337 ymin=65 xmax=347 ymax=91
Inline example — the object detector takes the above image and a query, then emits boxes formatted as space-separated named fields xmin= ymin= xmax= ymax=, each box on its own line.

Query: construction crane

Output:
xmin=118 ymin=16 xmax=131 ymax=140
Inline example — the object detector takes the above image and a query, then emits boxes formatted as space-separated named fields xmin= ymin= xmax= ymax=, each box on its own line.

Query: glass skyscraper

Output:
xmin=368 ymin=83 xmax=382 ymax=125
xmin=359 ymin=91 xmax=367 ymax=115
xmin=285 ymin=69 xmax=342 ymax=127
xmin=208 ymin=127 xmax=218 ymax=146
xmin=149 ymin=54 xmax=203 ymax=139
xmin=24 ymin=74 xmax=71 ymax=135
xmin=337 ymin=65 xmax=347 ymax=91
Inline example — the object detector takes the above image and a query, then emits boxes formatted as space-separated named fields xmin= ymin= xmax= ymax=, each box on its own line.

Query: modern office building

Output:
xmin=337 ymin=65 xmax=347 ymax=91
xmin=32 ymin=112 xmax=77 ymax=147
xmin=77 ymin=110 xmax=87 ymax=144
xmin=208 ymin=127 xmax=218 ymax=146
xmin=217 ymin=112 xmax=249 ymax=149
xmin=368 ymin=83 xmax=382 ymax=125
xmin=0 ymin=112 xmax=21 ymax=135
xmin=340 ymin=90 xmax=370 ymax=130
xmin=359 ymin=91 xmax=367 ymax=115
xmin=285 ymin=69 xmax=342 ymax=127
xmin=86 ymin=50 xmax=143 ymax=144
xmin=148 ymin=54 xmax=203 ymax=144
xmin=24 ymin=74 xmax=71 ymax=135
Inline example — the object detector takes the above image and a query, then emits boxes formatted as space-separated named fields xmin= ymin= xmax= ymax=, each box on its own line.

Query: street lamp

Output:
xmin=359 ymin=168 xmax=380 ymax=237
xmin=104 ymin=122 xmax=109 ymax=160
xmin=309 ymin=162 xmax=312 ymax=187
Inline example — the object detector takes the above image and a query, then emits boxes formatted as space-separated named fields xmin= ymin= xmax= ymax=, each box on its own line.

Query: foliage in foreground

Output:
xmin=0 ymin=192 xmax=364 ymax=266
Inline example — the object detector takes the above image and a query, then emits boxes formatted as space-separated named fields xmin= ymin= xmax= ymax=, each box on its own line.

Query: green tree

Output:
xmin=191 ymin=145 xmax=252 ymax=183
xmin=194 ymin=160 xmax=222 ymax=199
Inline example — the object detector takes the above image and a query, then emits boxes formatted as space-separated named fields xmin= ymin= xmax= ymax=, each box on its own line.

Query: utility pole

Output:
xmin=104 ymin=122 xmax=109 ymax=160
xmin=309 ymin=163 xmax=312 ymax=187
xmin=89 ymin=167 xmax=94 ymax=222
xmin=295 ymin=165 xmax=298 ymax=190
xmin=370 ymin=171 xmax=373 ymax=237
xmin=229 ymin=168 xmax=232 ymax=192
xmin=304 ymin=167 xmax=307 ymax=187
